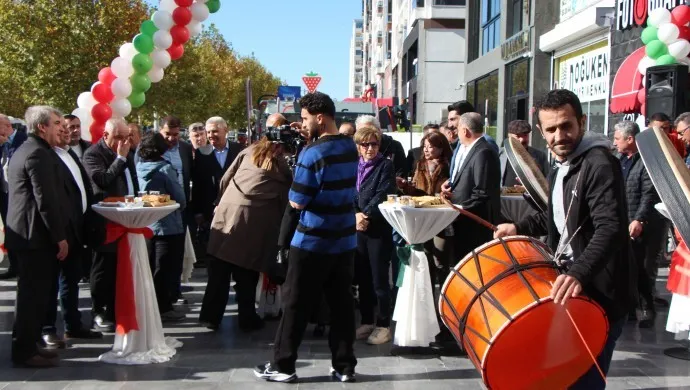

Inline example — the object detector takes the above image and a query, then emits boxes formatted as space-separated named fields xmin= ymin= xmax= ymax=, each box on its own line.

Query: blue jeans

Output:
xmin=570 ymin=317 xmax=625 ymax=389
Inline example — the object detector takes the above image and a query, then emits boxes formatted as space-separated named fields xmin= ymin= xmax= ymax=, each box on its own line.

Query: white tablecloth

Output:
xmin=378 ymin=203 xmax=460 ymax=347
xmin=92 ymin=204 xmax=183 ymax=365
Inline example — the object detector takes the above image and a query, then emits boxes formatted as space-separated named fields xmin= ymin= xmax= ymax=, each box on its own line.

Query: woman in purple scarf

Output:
xmin=353 ymin=126 xmax=397 ymax=345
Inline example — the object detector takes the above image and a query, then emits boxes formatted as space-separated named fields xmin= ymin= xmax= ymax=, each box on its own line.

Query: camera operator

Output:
xmin=255 ymin=92 xmax=358 ymax=383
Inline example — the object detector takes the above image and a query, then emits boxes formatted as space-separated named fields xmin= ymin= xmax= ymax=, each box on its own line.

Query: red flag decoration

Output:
xmin=302 ymin=72 xmax=322 ymax=93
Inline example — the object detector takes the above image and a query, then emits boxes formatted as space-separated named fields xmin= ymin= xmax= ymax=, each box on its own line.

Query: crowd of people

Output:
xmin=0 ymin=88 xmax=683 ymax=389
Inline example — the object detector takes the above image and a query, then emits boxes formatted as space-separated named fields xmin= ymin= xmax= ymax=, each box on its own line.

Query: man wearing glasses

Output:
xmin=64 ymin=114 xmax=91 ymax=161
xmin=674 ymin=112 xmax=690 ymax=166
xmin=188 ymin=122 xmax=210 ymax=154
xmin=649 ymin=112 xmax=686 ymax=159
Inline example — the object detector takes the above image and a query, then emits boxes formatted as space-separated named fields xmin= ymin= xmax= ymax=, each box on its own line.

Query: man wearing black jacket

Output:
xmin=494 ymin=90 xmax=636 ymax=389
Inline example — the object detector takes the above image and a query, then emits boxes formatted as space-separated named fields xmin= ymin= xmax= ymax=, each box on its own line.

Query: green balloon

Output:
xmin=128 ymin=92 xmax=146 ymax=108
xmin=130 ymin=73 xmax=151 ymax=93
xmin=133 ymin=34 xmax=154 ymax=54
xmin=646 ymin=40 xmax=668 ymax=59
xmin=656 ymin=54 xmax=677 ymax=66
xmin=132 ymin=53 xmax=153 ymax=74
xmin=641 ymin=26 xmax=658 ymax=45
xmin=140 ymin=20 xmax=158 ymax=37
xmin=207 ymin=0 xmax=221 ymax=13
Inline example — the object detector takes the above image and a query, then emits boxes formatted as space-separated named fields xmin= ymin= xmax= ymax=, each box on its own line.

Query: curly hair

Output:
xmin=138 ymin=132 xmax=169 ymax=161
xmin=534 ymin=89 xmax=583 ymax=125
xmin=299 ymin=92 xmax=336 ymax=118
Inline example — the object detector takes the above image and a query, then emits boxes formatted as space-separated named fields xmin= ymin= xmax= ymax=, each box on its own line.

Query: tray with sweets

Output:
xmin=501 ymin=186 xmax=527 ymax=196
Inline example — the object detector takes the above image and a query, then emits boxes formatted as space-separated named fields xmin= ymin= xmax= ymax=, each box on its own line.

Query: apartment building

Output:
xmin=349 ymin=19 xmax=365 ymax=98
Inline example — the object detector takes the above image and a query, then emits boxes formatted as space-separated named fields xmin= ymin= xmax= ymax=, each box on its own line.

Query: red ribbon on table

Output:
xmin=668 ymin=229 xmax=690 ymax=297
xmin=104 ymin=222 xmax=153 ymax=335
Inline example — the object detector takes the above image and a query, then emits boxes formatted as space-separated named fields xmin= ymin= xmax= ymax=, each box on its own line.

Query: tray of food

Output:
xmin=385 ymin=195 xmax=449 ymax=208
xmin=141 ymin=194 xmax=176 ymax=207
xmin=501 ymin=186 xmax=526 ymax=196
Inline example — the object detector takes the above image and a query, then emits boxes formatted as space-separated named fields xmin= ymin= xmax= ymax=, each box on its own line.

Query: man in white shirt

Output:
xmin=42 ymin=118 xmax=102 ymax=348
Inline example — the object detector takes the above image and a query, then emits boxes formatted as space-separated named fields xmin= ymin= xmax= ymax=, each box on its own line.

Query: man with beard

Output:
xmin=494 ymin=89 xmax=636 ymax=389
xmin=255 ymin=92 xmax=358 ymax=383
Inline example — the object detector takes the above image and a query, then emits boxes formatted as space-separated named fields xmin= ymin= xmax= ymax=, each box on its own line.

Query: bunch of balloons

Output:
xmin=636 ymin=5 xmax=690 ymax=114
xmin=72 ymin=0 xmax=221 ymax=142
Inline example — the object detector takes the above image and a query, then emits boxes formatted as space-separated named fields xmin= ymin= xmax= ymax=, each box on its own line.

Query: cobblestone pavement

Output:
xmin=0 ymin=263 xmax=688 ymax=390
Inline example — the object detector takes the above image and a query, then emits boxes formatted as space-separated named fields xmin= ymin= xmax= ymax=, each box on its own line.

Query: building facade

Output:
xmin=463 ymin=0 xmax=557 ymax=145
xmin=349 ymin=19 xmax=365 ymax=98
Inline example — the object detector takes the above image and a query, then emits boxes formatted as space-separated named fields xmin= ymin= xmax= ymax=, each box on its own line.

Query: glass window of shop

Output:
xmin=554 ymin=41 xmax=609 ymax=134
xmin=505 ymin=59 xmax=530 ymax=137
xmin=466 ymin=71 xmax=499 ymax=139
xmin=481 ymin=0 xmax=501 ymax=55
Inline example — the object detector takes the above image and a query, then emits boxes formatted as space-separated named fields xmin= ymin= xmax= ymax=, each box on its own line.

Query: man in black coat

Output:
xmin=41 ymin=120 xmax=102 ymax=348
xmin=83 ymin=118 xmax=138 ymax=331
xmin=499 ymin=119 xmax=550 ymax=187
xmin=613 ymin=120 xmax=661 ymax=328
xmin=494 ymin=90 xmax=636 ymax=388
xmin=6 ymin=106 xmax=69 ymax=367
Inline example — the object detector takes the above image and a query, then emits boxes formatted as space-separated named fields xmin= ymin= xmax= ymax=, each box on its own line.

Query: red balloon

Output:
xmin=175 ymin=0 xmax=193 ymax=6
xmin=637 ymin=88 xmax=646 ymax=104
xmin=90 ymin=122 xmax=105 ymax=143
xmin=679 ymin=26 xmax=690 ymax=41
xmin=92 ymin=82 xmax=114 ymax=104
xmin=168 ymin=43 xmax=185 ymax=60
xmin=91 ymin=103 xmax=113 ymax=123
xmin=170 ymin=25 xmax=190 ymax=45
xmin=672 ymin=5 xmax=690 ymax=27
xmin=98 ymin=67 xmax=117 ymax=85
xmin=172 ymin=7 xmax=192 ymax=26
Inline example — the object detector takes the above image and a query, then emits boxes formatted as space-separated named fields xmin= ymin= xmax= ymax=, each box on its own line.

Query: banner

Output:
xmin=617 ymin=0 xmax=685 ymax=30
xmin=558 ymin=45 xmax=610 ymax=103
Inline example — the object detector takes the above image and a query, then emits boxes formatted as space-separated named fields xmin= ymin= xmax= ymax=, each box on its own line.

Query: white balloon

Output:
xmin=152 ymin=10 xmax=174 ymax=31
xmin=77 ymin=92 xmax=96 ymax=109
xmin=119 ymin=42 xmax=138 ymax=61
xmin=160 ymin=0 xmax=177 ymax=13
xmin=678 ymin=56 xmax=690 ymax=71
xmin=151 ymin=49 xmax=172 ymax=69
xmin=188 ymin=21 xmax=202 ymax=37
xmin=111 ymin=57 xmax=135 ymax=79
xmin=148 ymin=67 xmax=165 ymax=83
xmin=657 ymin=23 xmax=680 ymax=44
xmin=111 ymin=77 xmax=133 ymax=98
xmin=111 ymin=98 xmax=132 ymax=117
xmin=642 ymin=75 xmax=647 ymax=88
xmin=637 ymin=56 xmax=656 ymax=75
xmin=648 ymin=7 xmax=672 ymax=27
xmin=81 ymin=127 xmax=92 ymax=142
xmin=668 ymin=39 xmax=690 ymax=59
xmin=191 ymin=2 xmax=210 ymax=22
xmin=153 ymin=30 xmax=173 ymax=50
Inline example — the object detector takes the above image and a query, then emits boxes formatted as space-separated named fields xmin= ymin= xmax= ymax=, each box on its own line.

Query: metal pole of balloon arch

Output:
xmin=71 ymin=0 xmax=222 ymax=142
xmin=635 ymin=5 xmax=690 ymax=115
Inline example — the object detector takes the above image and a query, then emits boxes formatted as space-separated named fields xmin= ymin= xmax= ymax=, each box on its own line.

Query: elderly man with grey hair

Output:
xmin=613 ymin=120 xmax=663 ymax=327
xmin=188 ymin=122 xmax=209 ymax=153
xmin=83 ymin=117 xmax=139 ymax=332
xmin=355 ymin=114 xmax=408 ymax=177
xmin=7 ymin=106 xmax=68 ymax=367
xmin=675 ymin=112 xmax=690 ymax=164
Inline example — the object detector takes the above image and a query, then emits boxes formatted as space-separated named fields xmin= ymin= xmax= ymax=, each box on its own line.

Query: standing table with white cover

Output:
xmin=92 ymin=204 xmax=183 ymax=365
xmin=378 ymin=202 xmax=460 ymax=347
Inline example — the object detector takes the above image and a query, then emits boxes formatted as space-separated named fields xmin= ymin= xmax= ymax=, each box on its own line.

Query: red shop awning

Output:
xmin=610 ymin=47 xmax=646 ymax=114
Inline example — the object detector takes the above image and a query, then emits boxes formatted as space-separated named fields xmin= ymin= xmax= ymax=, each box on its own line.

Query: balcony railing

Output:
xmin=432 ymin=0 xmax=465 ymax=5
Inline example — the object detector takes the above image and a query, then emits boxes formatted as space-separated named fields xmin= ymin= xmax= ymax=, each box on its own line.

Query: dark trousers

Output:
xmin=356 ymin=231 xmax=392 ymax=327
xmin=12 ymin=249 xmax=57 ymax=362
xmin=90 ymin=251 xmax=116 ymax=319
xmin=570 ymin=318 xmax=625 ymax=389
xmin=273 ymin=247 xmax=357 ymax=374
xmin=80 ymin=246 xmax=92 ymax=281
xmin=43 ymin=250 xmax=83 ymax=334
xmin=644 ymin=219 xmax=669 ymax=296
xmin=632 ymin=238 xmax=656 ymax=312
xmin=199 ymin=256 xmax=259 ymax=325
xmin=147 ymin=234 xmax=185 ymax=314
xmin=0 ymin=193 xmax=16 ymax=274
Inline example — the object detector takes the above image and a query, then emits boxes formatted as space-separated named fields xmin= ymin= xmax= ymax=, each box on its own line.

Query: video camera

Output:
xmin=265 ymin=125 xmax=305 ymax=168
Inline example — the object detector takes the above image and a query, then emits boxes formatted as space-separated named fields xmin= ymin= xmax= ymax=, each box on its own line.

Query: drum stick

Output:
xmin=442 ymin=198 xmax=497 ymax=232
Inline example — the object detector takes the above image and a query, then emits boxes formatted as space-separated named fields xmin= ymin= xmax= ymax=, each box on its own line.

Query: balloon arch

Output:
xmin=72 ymin=0 xmax=221 ymax=142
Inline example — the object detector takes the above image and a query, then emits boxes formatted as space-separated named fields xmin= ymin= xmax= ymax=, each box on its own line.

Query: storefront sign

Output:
xmin=561 ymin=0 xmax=602 ymax=22
xmin=501 ymin=30 xmax=531 ymax=61
xmin=559 ymin=46 xmax=610 ymax=103
xmin=616 ymin=0 xmax=685 ymax=31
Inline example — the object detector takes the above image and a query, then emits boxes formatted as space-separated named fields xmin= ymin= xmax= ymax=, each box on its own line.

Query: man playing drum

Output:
xmin=494 ymin=89 xmax=636 ymax=389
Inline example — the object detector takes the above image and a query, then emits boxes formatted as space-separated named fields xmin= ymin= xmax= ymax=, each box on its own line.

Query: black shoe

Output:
xmin=429 ymin=341 xmax=464 ymax=356
xmin=200 ymin=321 xmax=219 ymax=331
xmin=41 ymin=333 xmax=66 ymax=350
xmin=34 ymin=343 xmax=58 ymax=359
xmin=254 ymin=362 xmax=297 ymax=383
xmin=639 ymin=311 xmax=657 ymax=329
xmin=0 ymin=269 xmax=16 ymax=280
xmin=65 ymin=328 xmax=103 ymax=340
xmin=330 ymin=367 xmax=356 ymax=382
xmin=92 ymin=314 xmax=115 ymax=332
xmin=239 ymin=315 xmax=265 ymax=332
xmin=313 ymin=324 xmax=326 ymax=337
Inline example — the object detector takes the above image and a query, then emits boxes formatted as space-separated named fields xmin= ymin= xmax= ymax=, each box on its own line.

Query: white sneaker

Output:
xmin=356 ymin=324 xmax=375 ymax=340
xmin=366 ymin=327 xmax=392 ymax=345
xmin=330 ymin=367 xmax=356 ymax=382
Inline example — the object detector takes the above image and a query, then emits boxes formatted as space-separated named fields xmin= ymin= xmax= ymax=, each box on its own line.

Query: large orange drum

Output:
xmin=439 ymin=236 xmax=609 ymax=389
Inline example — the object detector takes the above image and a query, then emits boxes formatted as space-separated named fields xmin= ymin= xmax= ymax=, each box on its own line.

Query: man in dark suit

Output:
xmin=439 ymin=111 xmax=501 ymax=352
xmin=499 ymin=120 xmax=550 ymax=187
xmin=64 ymin=114 xmax=91 ymax=160
xmin=0 ymin=114 xmax=16 ymax=280
xmin=41 ymin=119 xmax=102 ymax=348
xmin=7 ymin=106 xmax=69 ymax=367
xmin=83 ymin=118 xmax=138 ymax=331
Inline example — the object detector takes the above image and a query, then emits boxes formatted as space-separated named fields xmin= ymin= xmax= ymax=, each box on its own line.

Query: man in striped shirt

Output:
xmin=255 ymin=92 xmax=358 ymax=383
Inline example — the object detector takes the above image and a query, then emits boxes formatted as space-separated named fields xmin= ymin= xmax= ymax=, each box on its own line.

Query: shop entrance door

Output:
xmin=506 ymin=95 xmax=528 ymax=123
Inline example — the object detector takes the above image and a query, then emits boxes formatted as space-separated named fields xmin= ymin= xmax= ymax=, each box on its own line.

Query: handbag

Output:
xmin=256 ymin=273 xmax=282 ymax=319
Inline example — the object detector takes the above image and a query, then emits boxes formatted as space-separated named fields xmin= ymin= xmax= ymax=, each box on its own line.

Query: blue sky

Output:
xmin=148 ymin=0 xmax=362 ymax=100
